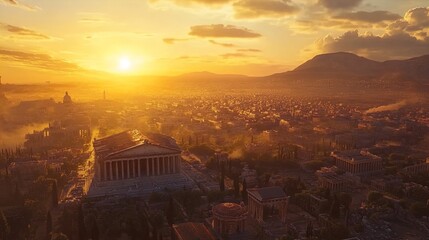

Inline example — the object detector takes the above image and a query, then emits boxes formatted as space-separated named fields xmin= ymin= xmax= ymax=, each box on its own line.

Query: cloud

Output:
xmin=333 ymin=11 xmax=401 ymax=23
xmin=221 ymin=52 xmax=250 ymax=58
xmin=189 ymin=24 xmax=261 ymax=38
xmin=237 ymin=48 xmax=261 ymax=52
xmin=0 ymin=23 xmax=50 ymax=39
xmin=1 ymin=0 xmax=39 ymax=11
xmin=310 ymin=7 xmax=429 ymax=60
xmin=294 ymin=10 xmax=402 ymax=33
xmin=314 ymin=30 xmax=429 ymax=60
xmin=233 ymin=0 xmax=299 ymax=19
xmin=0 ymin=49 xmax=83 ymax=72
xmin=149 ymin=0 xmax=232 ymax=7
xmin=209 ymin=40 xmax=236 ymax=47
xmin=163 ymin=38 xmax=190 ymax=44
xmin=318 ymin=0 xmax=362 ymax=10
xmin=388 ymin=7 xmax=429 ymax=33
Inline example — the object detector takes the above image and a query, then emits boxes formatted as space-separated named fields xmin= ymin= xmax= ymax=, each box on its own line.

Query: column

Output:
xmin=115 ymin=161 xmax=119 ymax=180
xmin=146 ymin=158 xmax=150 ymax=176
xmin=163 ymin=157 xmax=166 ymax=175
xmin=167 ymin=157 xmax=171 ymax=174
xmin=138 ymin=159 xmax=141 ymax=177
xmin=157 ymin=157 xmax=160 ymax=175
xmin=127 ymin=160 xmax=131 ymax=179
xmin=152 ymin=158 xmax=155 ymax=176
xmin=121 ymin=161 xmax=124 ymax=179
xmin=109 ymin=162 xmax=113 ymax=181
xmin=104 ymin=162 xmax=107 ymax=181
xmin=173 ymin=156 xmax=176 ymax=173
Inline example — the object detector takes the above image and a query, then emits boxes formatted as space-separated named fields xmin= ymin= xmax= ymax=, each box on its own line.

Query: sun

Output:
xmin=117 ymin=56 xmax=132 ymax=71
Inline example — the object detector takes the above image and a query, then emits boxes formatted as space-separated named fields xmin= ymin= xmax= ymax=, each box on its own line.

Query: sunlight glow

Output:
xmin=118 ymin=57 xmax=132 ymax=71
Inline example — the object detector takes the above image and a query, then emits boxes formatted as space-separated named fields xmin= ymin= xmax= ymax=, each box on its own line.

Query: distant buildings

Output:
xmin=331 ymin=150 xmax=383 ymax=178
xmin=400 ymin=158 xmax=429 ymax=175
xmin=247 ymin=186 xmax=289 ymax=224
xmin=9 ymin=160 xmax=47 ymax=181
xmin=316 ymin=166 xmax=359 ymax=193
xmin=24 ymin=118 xmax=91 ymax=152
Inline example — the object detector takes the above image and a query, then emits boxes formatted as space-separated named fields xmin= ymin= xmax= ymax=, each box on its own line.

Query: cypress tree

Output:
xmin=78 ymin=204 xmax=86 ymax=240
xmin=166 ymin=197 xmax=176 ymax=226
xmin=241 ymin=179 xmax=248 ymax=203
xmin=0 ymin=210 xmax=10 ymax=240
xmin=52 ymin=181 xmax=58 ymax=207
xmin=233 ymin=175 xmax=239 ymax=198
xmin=46 ymin=211 xmax=52 ymax=239
xmin=91 ymin=220 xmax=99 ymax=240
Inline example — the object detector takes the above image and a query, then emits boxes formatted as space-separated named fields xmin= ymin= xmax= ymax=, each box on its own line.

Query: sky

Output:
xmin=0 ymin=0 xmax=428 ymax=83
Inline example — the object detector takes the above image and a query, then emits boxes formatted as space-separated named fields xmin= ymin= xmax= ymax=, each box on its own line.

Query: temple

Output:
xmin=212 ymin=202 xmax=247 ymax=235
xmin=94 ymin=130 xmax=182 ymax=182
xmin=331 ymin=149 xmax=383 ymax=178
xmin=247 ymin=186 xmax=289 ymax=224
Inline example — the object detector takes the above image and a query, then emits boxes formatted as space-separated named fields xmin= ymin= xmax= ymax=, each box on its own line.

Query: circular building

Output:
xmin=212 ymin=202 xmax=247 ymax=235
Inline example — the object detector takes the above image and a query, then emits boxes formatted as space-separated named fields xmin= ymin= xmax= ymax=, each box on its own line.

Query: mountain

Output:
xmin=293 ymin=52 xmax=380 ymax=75
xmin=266 ymin=52 xmax=429 ymax=92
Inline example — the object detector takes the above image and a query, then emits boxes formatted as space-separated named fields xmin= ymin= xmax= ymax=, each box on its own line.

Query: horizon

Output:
xmin=1 ymin=51 xmax=429 ymax=85
xmin=1 ymin=1 xmax=429 ymax=83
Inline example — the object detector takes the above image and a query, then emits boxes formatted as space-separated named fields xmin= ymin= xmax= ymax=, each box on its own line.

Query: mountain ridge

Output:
xmin=270 ymin=52 xmax=429 ymax=82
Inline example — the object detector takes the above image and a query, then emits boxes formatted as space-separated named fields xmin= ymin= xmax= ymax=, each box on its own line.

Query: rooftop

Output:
xmin=247 ymin=186 xmax=288 ymax=202
xmin=213 ymin=202 xmax=247 ymax=219
xmin=173 ymin=222 xmax=217 ymax=240
xmin=94 ymin=130 xmax=180 ymax=159
xmin=331 ymin=149 xmax=381 ymax=163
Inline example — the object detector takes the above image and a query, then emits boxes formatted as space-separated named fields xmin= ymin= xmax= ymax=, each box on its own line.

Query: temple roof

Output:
xmin=247 ymin=186 xmax=287 ymax=202
xmin=173 ymin=222 xmax=217 ymax=240
xmin=94 ymin=130 xmax=181 ymax=159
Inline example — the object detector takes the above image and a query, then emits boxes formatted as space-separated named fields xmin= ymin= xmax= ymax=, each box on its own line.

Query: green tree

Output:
xmin=410 ymin=202 xmax=429 ymax=218
xmin=52 ymin=181 xmax=58 ymax=207
xmin=0 ymin=210 xmax=10 ymax=240
xmin=330 ymin=195 xmax=340 ymax=219
xmin=219 ymin=163 xmax=225 ymax=192
xmin=46 ymin=211 xmax=53 ymax=239
xmin=367 ymin=191 xmax=383 ymax=204
xmin=166 ymin=197 xmax=176 ymax=226
xmin=78 ymin=204 xmax=87 ymax=240
xmin=242 ymin=179 xmax=248 ymax=203
xmin=233 ymin=175 xmax=239 ymax=198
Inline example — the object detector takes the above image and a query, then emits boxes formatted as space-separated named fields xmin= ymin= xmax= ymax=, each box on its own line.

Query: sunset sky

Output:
xmin=0 ymin=0 xmax=428 ymax=83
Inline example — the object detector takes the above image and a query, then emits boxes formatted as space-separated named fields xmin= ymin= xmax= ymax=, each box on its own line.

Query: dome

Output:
xmin=63 ymin=91 xmax=72 ymax=104
xmin=213 ymin=202 xmax=247 ymax=220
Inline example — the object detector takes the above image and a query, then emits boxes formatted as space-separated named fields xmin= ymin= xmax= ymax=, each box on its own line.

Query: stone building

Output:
xmin=247 ymin=186 xmax=289 ymax=224
xmin=331 ymin=150 xmax=383 ymax=178
xmin=400 ymin=158 xmax=429 ymax=175
xmin=94 ymin=130 xmax=182 ymax=181
xmin=212 ymin=202 xmax=247 ymax=235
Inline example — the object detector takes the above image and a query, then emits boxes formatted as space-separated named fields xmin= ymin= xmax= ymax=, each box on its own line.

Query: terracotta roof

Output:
xmin=212 ymin=202 xmax=247 ymax=219
xmin=173 ymin=222 xmax=217 ymax=240
xmin=94 ymin=130 xmax=181 ymax=159
xmin=247 ymin=186 xmax=287 ymax=201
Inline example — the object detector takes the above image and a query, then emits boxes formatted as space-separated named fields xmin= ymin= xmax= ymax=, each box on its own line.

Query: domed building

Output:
xmin=63 ymin=91 xmax=72 ymax=104
xmin=212 ymin=202 xmax=247 ymax=235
